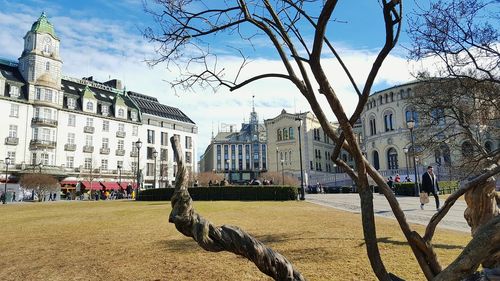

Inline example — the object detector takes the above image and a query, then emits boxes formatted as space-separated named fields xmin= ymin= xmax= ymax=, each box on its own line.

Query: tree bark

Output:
xmin=168 ymin=136 xmax=305 ymax=281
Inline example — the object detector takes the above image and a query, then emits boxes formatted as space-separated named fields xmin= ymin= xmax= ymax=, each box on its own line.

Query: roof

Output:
xmin=0 ymin=59 xmax=25 ymax=84
xmin=128 ymin=91 xmax=195 ymax=124
xmin=31 ymin=12 xmax=57 ymax=39
xmin=370 ymin=80 xmax=420 ymax=96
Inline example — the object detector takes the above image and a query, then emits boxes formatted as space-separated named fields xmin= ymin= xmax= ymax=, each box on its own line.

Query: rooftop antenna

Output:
xmin=252 ymin=94 xmax=255 ymax=112
xmin=211 ymin=121 xmax=214 ymax=139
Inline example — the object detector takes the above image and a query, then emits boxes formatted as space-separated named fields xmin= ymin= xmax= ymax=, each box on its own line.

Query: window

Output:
xmin=9 ymin=125 xmax=17 ymax=138
xmin=131 ymin=111 xmax=137 ymax=121
xmin=387 ymin=148 xmax=398 ymax=170
xmin=485 ymin=141 xmax=493 ymax=153
xmin=102 ymin=120 xmax=109 ymax=132
xmin=160 ymin=148 xmax=168 ymax=161
xmin=7 ymin=151 xmax=15 ymax=164
xmin=117 ymin=160 xmax=123 ymax=169
xmin=101 ymin=105 xmax=109 ymax=116
xmin=86 ymin=118 xmax=93 ymax=127
xmin=289 ymin=127 xmax=294 ymax=140
xmin=9 ymin=85 xmax=19 ymax=98
xmin=10 ymin=104 xmax=19 ymax=117
xmin=431 ymin=108 xmax=446 ymax=126
xmin=277 ymin=129 xmax=282 ymax=141
xmin=185 ymin=152 xmax=192 ymax=164
xmin=118 ymin=123 xmax=125 ymax=132
xmin=101 ymin=159 xmax=108 ymax=170
xmin=372 ymin=151 xmax=380 ymax=170
xmin=132 ymin=126 xmax=138 ymax=137
xmin=67 ymin=97 xmax=75 ymax=109
xmin=118 ymin=108 xmax=124 ymax=117
xmin=117 ymin=140 xmax=124 ymax=150
xmin=44 ymin=89 xmax=52 ymax=102
xmin=86 ymin=101 xmax=93 ymax=111
xmin=147 ymin=147 xmax=155 ymax=159
xmin=45 ymin=61 xmax=50 ymax=71
xmin=147 ymin=163 xmax=154 ymax=176
xmin=68 ymin=114 xmax=76 ymax=127
xmin=84 ymin=158 xmax=92 ymax=169
xmin=66 ymin=156 xmax=74 ymax=169
xmin=35 ymin=88 xmax=41 ymax=100
xmin=462 ymin=141 xmax=474 ymax=157
xmin=102 ymin=138 xmax=109 ymax=149
xmin=40 ymin=152 xmax=49 ymax=165
xmin=161 ymin=132 xmax=168 ymax=146
xmin=384 ymin=112 xmax=394 ymax=131
xmin=405 ymin=109 xmax=419 ymax=128
xmin=67 ymin=133 xmax=75 ymax=144
xmin=185 ymin=136 xmax=192 ymax=149
xmin=283 ymin=128 xmax=288 ymax=140
xmin=216 ymin=144 xmax=221 ymax=161
xmin=85 ymin=135 xmax=93 ymax=146
xmin=147 ymin=129 xmax=155 ymax=144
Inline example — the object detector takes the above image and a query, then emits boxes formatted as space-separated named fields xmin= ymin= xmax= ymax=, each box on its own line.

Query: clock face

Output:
xmin=43 ymin=36 xmax=51 ymax=44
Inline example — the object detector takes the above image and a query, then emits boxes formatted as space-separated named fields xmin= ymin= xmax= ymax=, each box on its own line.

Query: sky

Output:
xmin=0 ymin=0 xmax=429 ymax=160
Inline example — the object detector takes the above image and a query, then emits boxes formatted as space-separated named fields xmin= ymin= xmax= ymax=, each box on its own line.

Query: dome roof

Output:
xmin=31 ymin=12 xmax=57 ymax=39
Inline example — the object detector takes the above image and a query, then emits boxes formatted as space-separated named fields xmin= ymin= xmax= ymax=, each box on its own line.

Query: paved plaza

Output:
xmin=306 ymin=193 xmax=470 ymax=233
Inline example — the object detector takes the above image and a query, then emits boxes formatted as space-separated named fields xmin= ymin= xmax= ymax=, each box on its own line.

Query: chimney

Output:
xmin=104 ymin=79 xmax=123 ymax=90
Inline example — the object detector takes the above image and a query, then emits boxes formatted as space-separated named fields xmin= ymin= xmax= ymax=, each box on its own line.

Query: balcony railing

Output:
xmin=31 ymin=117 xmax=58 ymax=127
xmin=30 ymin=139 xmax=56 ymax=149
xmin=100 ymin=147 xmax=110 ymax=154
xmin=64 ymin=143 xmax=76 ymax=151
xmin=5 ymin=137 xmax=19 ymax=145
xmin=116 ymin=131 xmax=126 ymax=138
xmin=84 ymin=126 xmax=95 ymax=134
xmin=83 ymin=145 xmax=94 ymax=153
xmin=115 ymin=149 xmax=125 ymax=156
xmin=130 ymin=151 xmax=138 ymax=157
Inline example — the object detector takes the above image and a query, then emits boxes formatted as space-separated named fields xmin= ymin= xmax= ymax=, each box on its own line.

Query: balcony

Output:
xmin=30 ymin=139 xmax=56 ymax=149
xmin=100 ymin=147 xmax=110 ymax=155
xmin=83 ymin=145 xmax=94 ymax=153
xmin=64 ymin=143 xmax=76 ymax=151
xmin=31 ymin=117 xmax=58 ymax=127
xmin=130 ymin=151 xmax=138 ymax=157
xmin=115 ymin=149 xmax=125 ymax=156
xmin=84 ymin=126 xmax=95 ymax=134
xmin=5 ymin=137 xmax=19 ymax=145
xmin=116 ymin=131 xmax=126 ymax=138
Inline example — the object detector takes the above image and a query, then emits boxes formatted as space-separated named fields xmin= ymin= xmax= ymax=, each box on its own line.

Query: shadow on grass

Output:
xmin=358 ymin=237 xmax=464 ymax=250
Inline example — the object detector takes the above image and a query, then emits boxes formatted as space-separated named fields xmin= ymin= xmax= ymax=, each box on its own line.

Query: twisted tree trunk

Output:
xmin=168 ymin=136 xmax=305 ymax=281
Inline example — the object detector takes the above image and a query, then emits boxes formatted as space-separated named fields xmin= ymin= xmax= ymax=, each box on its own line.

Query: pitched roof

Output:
xmin=0 ymin=59 xmax=24 ymax=84
xmin=31 ymin=12 xmax=57 ymax=39
xmin=128 ymin=91 xmax=195 ymax=124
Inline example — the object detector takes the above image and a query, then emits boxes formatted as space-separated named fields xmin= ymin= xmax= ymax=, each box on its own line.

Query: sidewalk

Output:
xmin=306 ymin=193 xmax=470 ymax=233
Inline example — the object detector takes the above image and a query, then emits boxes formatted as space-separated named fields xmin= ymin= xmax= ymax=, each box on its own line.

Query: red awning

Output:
xmin=119 ymin=182 xmax=137 ymax=189
xmin=81 ymin=181 xmax=102 ymax=190
xmin=101 ymin=182 xmax=121 ymax=190
xmin=60 ymin=180 xmax=78 ymax=186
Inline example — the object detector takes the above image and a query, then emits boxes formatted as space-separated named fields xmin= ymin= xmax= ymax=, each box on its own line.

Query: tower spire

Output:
xmin=252 ymin=95 xmax=255 ymax=113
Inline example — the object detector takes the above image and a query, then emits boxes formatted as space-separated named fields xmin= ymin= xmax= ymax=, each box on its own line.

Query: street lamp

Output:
xmin=407 ymin=120 xmax=419 ymax=196
xmin=3 ymin=157 xmax=11 ymax=204
xmin=333 ymin=163 xmax=337 ymax=188
xmin=281 ymin=159 xmax=285 ymax=185
xmin=153 ymin=149 xmax=158 ymax=189
xmin=275 ymin=147 xmax=279 ymax=173
xmin=403 ymin=147 xmax=410 ymax=181
xmin=117 ymin=164 xmax=122 ymax=189
xmin=135 ymin=139 xmax=142 ymax=200
xmin=295 ymin=117 xmax=305 ymax=200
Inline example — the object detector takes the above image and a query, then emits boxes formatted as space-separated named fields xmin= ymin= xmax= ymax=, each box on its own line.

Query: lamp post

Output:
xmin=403 ymin=147 xmax=410 ymax=180
xmin=407 ymin=120 xmax=419 ymax=196
xmin=275 ymin=147 xmax=279 ymax=173
xmin=117 ymin=164 xmax=122 ymax=189
xmin=3 ymin=157 xmax=10 ymax=204
xmin=153 ymin=149 xmax=158 ymax=189
xmin=295 ymin=117 xmax=305 ymax=200
xmin=333 ymin=163 xmax=337 ymax=188
xmin=281 ymin=159 xmax=284 ymax=185
xmin=135 ymin=139 xmax=142 ymax=200
xmin=225 ymin=159 xmax=230 ymax=183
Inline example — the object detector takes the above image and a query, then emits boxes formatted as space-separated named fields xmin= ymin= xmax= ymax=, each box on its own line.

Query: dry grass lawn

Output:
xmin=0 ymin=200 xmax=470 ymax=281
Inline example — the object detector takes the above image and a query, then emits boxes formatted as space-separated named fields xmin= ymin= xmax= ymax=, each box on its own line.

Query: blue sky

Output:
xmin=0 ymin=0 xmax=426 ymax=160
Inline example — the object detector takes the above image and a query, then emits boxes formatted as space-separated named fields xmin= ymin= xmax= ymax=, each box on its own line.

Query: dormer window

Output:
xmin=9 ymin=85 xmax=20 ymax=98
xmin=102 ymin=105 xmax=109 ymax=116
xmin=86 ymin=101 xmax=94 ymax=111
xmin=67 ymin=97 xmax=76 ymax=109
xmin=131 ymin=111 xmax=137 ymax=121
xmin=118 ymin=108 xmax=124 ymax=118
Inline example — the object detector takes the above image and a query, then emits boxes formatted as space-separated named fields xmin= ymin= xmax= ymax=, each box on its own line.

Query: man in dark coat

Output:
xmin=421 ymin=166 xmax=440 ymax=210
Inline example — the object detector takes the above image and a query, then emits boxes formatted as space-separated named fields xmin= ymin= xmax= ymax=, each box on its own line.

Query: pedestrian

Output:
xmin=421 ymin=165 xmax=440 ymax=210
xmin=48 ymin=193 xmax=53 ymax=201
xmin=394 ymin=174 xmax=401 ymax=183
xmin=387 ymin=176 xmax=394 ymax=191
xmin=12 ymin=192 xmax=16 ymax=202
xmin=405 ymin=176 xmax=412 ymax=182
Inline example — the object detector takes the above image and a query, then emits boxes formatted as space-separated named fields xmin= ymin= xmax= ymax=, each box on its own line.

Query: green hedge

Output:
xmin=392 ymin=181 xmax=460 ymax=196
xmin=137 ymin=185 xmax=298 ymax=201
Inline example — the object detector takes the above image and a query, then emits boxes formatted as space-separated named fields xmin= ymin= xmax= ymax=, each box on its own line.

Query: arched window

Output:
xmin=86 ymin=101 xmax=93 ymax=111
xmin=385 ymin=94 xmax=389 ymax=103
xmin=289 ymin=127 xmax=294 ymax=139
xmin=431 ymin=108 xmax=446 ymax=126
xmin=461 ymin=141 xmax=474 ymax=157
xmin=283 ymin=128 xmax=288 ymax=140
xmin=277 ymin=129 xmax=282 ymax=141
xmin=369 ymin=117 xmax=377 ymax=136
xmin=45 ymin=61 xmax=50 ymax=71
xmin=118 ymin=108 xmax=124 ymax=117
xmin=372 ymin=151 xmax=380 ymax=170
xmin=384 ymin=111 xmax=394 ymax=131
xmin=379 ymin=96 xmax=383 ymax=105
xmin=405 ymin=108 xmax=419 ymax=128
xmin=390 ymin=92 xmax=394 ymax=102
xmin=485 ymin=141 xmax=493 ymax=153
xmin=387 ymin=148 xmax=398 ymax=170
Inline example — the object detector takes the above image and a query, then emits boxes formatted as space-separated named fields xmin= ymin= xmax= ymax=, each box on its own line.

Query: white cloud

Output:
xmin=0 ymin=6 xmax=416 ymax=161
